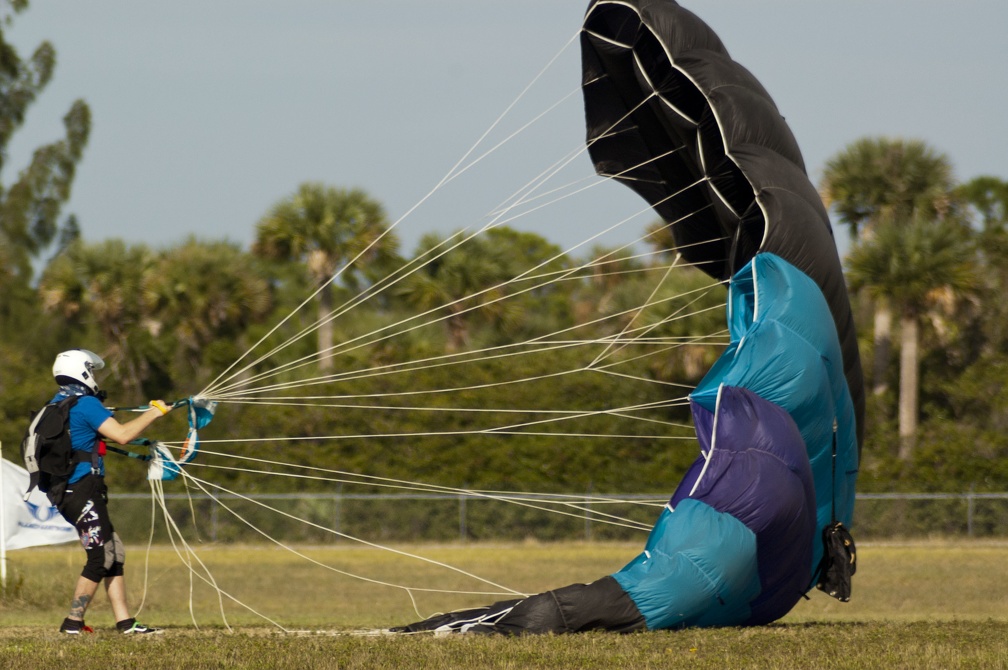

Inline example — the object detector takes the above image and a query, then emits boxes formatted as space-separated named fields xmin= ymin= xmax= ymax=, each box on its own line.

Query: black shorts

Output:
xmin=57 ymin=474 xmax=114 ymax=550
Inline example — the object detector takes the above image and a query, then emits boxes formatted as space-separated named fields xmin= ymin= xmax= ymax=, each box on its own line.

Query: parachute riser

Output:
xmin=107 ymin=398 xmax=189 ymax=413
xmin=105 ymin=442 xmax=152 ymax=462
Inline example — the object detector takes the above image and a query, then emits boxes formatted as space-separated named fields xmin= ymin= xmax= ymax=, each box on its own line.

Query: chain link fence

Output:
xmin=107 ymin=491 xmax=1008 ymax=544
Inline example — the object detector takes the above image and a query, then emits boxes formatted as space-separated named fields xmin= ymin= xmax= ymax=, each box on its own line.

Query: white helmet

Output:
xmin=53 ymin=349 xmax=106 ymax=395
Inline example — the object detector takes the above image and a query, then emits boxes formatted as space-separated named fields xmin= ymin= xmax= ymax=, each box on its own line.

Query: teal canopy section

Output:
xmin=613 ymin=500 xmax=760 ymax=629
xmin=690 ymin=253 xmax=858 ymax=574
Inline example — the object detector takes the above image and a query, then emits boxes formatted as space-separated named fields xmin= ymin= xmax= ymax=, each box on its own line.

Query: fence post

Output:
xmin=967 ymin=488 xmax=975 ymax=537
xmin=1 ymin=440 xmax=8 ymax=591
xmin=210 ymin=496 xmax=219 ymax=543
xmin=334 ymin=484 xmax=343 ymax=542
xmin=204 ymin=491 xmax=216 ymax=544
xmin=459 ymin=490 xmax=468 ymax=542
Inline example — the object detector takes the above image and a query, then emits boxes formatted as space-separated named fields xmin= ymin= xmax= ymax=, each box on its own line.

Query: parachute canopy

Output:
xmin=395 ymin=0 xmax=863 ymax=633
xmin=582 ymin=0 xmax=862 ymax=627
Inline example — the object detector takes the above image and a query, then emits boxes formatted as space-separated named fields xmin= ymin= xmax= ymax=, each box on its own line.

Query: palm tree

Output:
xmin=38 ymin=239 xmax=154 ymax=402
xmin=143 ymin=238 xmax=272 ymax=384
xmin=396 ymin=227 xmax=566 ymax=352
xmin=956 ymin=176 xmax=1008 ymax=269
xmin=956 ymin=176 xmax=1008 ymax=231
xmin=846 ymin=216 xmax=976 ymax=459
xmin=955 ymin=176 xmax=1008 ymax=355
xmin=253 ymin=183 xmax=399 ymax=371
xmin=821 ymin=137 xmax=956 ymax=398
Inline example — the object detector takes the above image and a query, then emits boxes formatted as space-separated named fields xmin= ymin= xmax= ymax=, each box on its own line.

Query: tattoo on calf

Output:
xmin=69 ymin=594 xmax=91 ymax=619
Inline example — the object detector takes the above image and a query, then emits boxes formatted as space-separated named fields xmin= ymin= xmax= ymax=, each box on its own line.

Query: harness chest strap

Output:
xmin=72 ymin=445 xmax=101 ymax=474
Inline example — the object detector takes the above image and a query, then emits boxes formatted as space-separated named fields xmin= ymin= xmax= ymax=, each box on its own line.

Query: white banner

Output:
xmin=1 ymin=457 xmax=77 ymax=550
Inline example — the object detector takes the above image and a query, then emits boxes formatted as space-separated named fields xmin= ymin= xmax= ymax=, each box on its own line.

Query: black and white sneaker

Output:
xmin=119 ymin=619 xmax=163 ymax=635
xmin=59 ymin=618 xmax=94 ymax=635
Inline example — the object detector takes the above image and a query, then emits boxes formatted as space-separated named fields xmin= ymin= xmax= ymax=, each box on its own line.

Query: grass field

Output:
xmin=2 ymin=540 xmax=1006 ymax=669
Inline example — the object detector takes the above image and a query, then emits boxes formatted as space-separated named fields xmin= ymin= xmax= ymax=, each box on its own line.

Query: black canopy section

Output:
xmin=581 ymin=0 xmax=864 ymax=452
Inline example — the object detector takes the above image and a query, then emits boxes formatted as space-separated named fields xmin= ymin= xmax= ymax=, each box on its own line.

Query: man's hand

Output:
xmin=149 ymin=400 xmax=171 ymax=415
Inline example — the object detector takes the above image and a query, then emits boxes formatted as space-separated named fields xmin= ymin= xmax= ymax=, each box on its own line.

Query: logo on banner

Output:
xmin=24 ymin=500 xmax=61 ymax=523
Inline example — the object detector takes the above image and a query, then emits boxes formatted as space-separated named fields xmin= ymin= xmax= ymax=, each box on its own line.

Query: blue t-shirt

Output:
xmin=49 ymin=392 xmax=113 ymax=483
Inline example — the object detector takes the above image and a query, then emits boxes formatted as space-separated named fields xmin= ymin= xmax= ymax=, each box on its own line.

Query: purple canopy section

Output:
xmin=668 ymin=385 xmax=816 ymax=625
xmin=614 ymin=385 xmax=814 ymax=628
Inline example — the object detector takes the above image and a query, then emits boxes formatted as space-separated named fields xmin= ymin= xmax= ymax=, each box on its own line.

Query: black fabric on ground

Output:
xmin=479 ymin=576 xmax=645 ymax=635
xmin=391 ymin=576 xmax=646 ymax=635
xmin=390 ymin=599 xmax=523 ymax=633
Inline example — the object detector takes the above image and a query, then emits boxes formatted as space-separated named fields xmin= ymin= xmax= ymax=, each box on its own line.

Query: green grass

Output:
xmin=2 ymin=540 xmax=1007 ymax=669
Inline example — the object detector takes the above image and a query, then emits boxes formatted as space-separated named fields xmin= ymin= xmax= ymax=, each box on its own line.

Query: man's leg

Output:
xmin=67 ymin=575 xmax=101 ymax=622
xmin=57 ymin=477 xmax=102 ymax=632
xmin=58 ymin=476 xmax=122 ymax=630
xmin=101 ymin=533 xmax=159 ymax=634
xmin=104 ymin=574 xmax=131 ymax=622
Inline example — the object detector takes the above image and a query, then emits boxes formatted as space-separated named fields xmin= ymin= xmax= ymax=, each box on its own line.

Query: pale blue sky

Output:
xmin=5 ymin=1 xmax=1007 ymax=259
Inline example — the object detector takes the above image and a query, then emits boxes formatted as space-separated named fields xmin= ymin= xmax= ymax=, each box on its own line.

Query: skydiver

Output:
xmin=40 ymin=349 xmax=175 ymax=635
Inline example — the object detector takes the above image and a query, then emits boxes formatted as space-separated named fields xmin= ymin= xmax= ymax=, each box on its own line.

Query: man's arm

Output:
xmin=96 ymin=401 xmax=170 ymax=445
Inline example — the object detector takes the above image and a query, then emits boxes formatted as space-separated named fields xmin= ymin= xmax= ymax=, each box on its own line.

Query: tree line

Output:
xmin=3 ymin=2 xmax=1008 ymax=495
